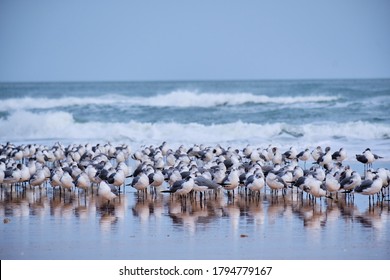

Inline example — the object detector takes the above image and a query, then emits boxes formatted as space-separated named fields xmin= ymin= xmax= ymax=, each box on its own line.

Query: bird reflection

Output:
xmin=100 ymin=213 xmax=118 ymax=233
xmin=294 ymin=201 xmax=327 ymax=229
xmin=355 ymin=205 xmax=389 ymax=231
xmin=1 ymin=185 xmax=389 ymax=234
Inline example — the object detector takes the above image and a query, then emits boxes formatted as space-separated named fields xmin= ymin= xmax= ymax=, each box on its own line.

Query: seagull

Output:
xmin=60 ymin=171 xmax=74 ymax=192
xmin=0 ymin=168 xmax=4 ymax=185
xmin=193 ymin=175 xmax=221 ymax=199
xmin=376 ymin=168 xmax=390 ymax=195
xmin=106 ymin=168 xmax=126 ymax=193
xmin=332 ymin=147 xmax=347 ymax=163
xmin=17 ymin=163 xmax=31 ymax=185
xmin=302 ymin=176 xmax=330 ymax=199
xmin=74 ymin=172 xmax=92 ymax=194
xmin=354 ymin=175 xmax=383 ymax=203
xmin=296 ymin=148 xmax=310 ymax=168
xmin=161 ymin=176 xmax=194 ymax=198
xmin=266 ymin=172 xmax=287 ymax=195
xmin=50 ymin=168 xmax=63 ymax=190
xmin=98 ymin=181 xmax=117 ymax=205
xmin=2 ymin=167 xmax=22 ymax=186
xmin=315 ymin=146 xmax=332 ymax=168
xmin=29 ymin=168 xmax=47 ymax=189
xmin=245 ymin=173 xmax=265 ymax=196
xmin=311 ymin=146 xmax=323 ymax=162
xmin=243 ymin=144 xmax=254 ymax=158
xmin=292 ymin=165 xmax=304 ymax=182
xmin=283 ymin=146 xmax=298 ymax=162
xmin=129 ymin=172 xmax=149 ymax=194
xmin=356 ymin=148 xmax=383 ymax=174
xmin=147 ymin=169 xmax=165 ymax=194
xmin=220 ymin=168 xmax=240 ymax=196
xmin=324 ymin=172 xmax=341 ymax=197
xmin=292 ymin=174 xmax=330 ymax=201
xmin=339 ymin=171 xmax=362 ymax=193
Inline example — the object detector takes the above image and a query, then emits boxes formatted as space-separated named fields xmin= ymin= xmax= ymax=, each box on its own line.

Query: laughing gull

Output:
xmin=2 ymin=167 xmax=22 ymax=185
xmin=315 ymin=146 xmax=332 ymax=168
xmin=271 ymin=147 xmax=283 ymax=165
xmin=98 ymin=181 xmax=117 ymax=204
xmin=29 ymin=168 xmax=47 ymax=189
xmin=148 ymin=169 xmax=165 ymax=191
xmin=193 ymin=175 xmax=221 ymax=199
xmin=17 ymin=163 xmax=31 ymax=184
xmin=356 ymin=148 xmax=383 ymax=176
xmin=324 ymin=172 xmax=341 ymax=197
xmin=220 ymin=168 xmax=240 ymax=196
xmin=354 ymin=175 xmax=383 ymax=203
xmin=0 ymin=169 xmax=4 ymax=185
xmin=356 ymin=148 xmax=383 ymax=172
xmin=311 ymin=146 xmax=323 ymax=162
xmin=106 ymin=168 xmax=126 ymax=193
xmin=266 ymin=171 xmax=287 ymax=194
xmin=161 ymin=176 xmax=194 ymax=198
xmin=74 ymin=172 xmax=92 ymax=194
xmin=60 ymin=171 xmax=74 ymax=192
xmin=339 ymin=171 xmax=362 ymax=193
xmin=296 ymin=148 xmax=310 ymax=168
xmin=376 ymin=168 xmax=390 ymax=193
xmin=129 ymin=172 xmax=149 ymax=194
xmin=295 ymin=175 xmax=331 ymax=200
xmin=283 ymin=146 xmax=298 ymax=161
xmin=304 ymin=176 xmax=328 ymax=198
xmin=245 ymin=173 xmax=265 ymax=195
xmin=332 ymin=147 xmax=347 ymax=163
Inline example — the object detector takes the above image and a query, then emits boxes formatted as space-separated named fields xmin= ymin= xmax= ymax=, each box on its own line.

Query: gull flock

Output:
xmin=0 ymin=142 xmax=389 ymax=205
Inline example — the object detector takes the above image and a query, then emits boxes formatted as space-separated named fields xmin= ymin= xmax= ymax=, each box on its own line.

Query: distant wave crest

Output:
xmin=0 ymin=91 xmax=339 ymax=110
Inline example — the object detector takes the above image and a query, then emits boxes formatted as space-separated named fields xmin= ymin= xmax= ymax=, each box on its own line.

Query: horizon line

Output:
xmin=1 ymin=76 xmax=390 ymax=84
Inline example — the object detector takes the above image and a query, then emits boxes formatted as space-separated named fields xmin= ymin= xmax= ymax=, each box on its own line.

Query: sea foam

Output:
xmin=1 ymin=110 xmax=389 ymax=158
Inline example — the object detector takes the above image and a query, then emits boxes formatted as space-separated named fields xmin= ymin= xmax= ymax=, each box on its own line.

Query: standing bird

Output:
xmin=193 ymin=175 xmax=221 ymax=199
xmin=220 ymin=168 xmax=240 ymax=196
xmin=245 ymin=173 xmax=265 ymax=196
xmin=29 ymin=168 xmax=47 ymax=189
xmin=356 ymin=148 xmax=383 ymax=175
xmin=148 ymin=169 xmax=165 ymax=194
xmin=332 ymin=147 xmax=347 ymax=163
xmin=74 ymin=172 xmax=92 ymax=194
xmin=296 ymin=148 xmax=310 ymax=168
xmin=129 ymin=172 xmax=149 ymax=195
xmin=324 ymin=172 xmax=341 ymax=198
xmin=98 ymin=181 xmax=117 ymax=205
xmin=60 ymin=171 xmax=74 ymax=192
xmin=339 ymin=171 xmax=362 ymax=195
xmin=283 ymin=146 xmax=298 ymax=162
xmin=354 ymin=175 xmax=383 ymax=203
xmin=161 ymin=176 xmax=194 ymax=199
xmin=303 ymin=177 xmax=330 ymax=200
xmin=311 ymin=146 xmax=323 ymax=162
xmin=315 ymin=146 xmax=332 ymax=168
xmin=106 ymin=168 xmax=126 ymax=193
xmin=266 ymin=172 xmax=287 ymax=195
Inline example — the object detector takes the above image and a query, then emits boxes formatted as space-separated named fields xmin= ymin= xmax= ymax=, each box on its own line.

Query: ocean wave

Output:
xmin=1 ymin=110 xmax=389 ymax=144
xmin=0 ymin=91 xmax=339 ymax=110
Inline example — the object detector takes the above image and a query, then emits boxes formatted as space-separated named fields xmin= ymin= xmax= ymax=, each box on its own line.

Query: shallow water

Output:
xmin=1 ymin=168 xmax=389 ymax=260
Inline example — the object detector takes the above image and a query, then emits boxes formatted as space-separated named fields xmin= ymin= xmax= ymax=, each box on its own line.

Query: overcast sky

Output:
xmin=0 ymin=0 xmax=389 ymax=82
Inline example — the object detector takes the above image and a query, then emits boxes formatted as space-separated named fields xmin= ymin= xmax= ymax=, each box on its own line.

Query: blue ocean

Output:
xmin=1 ymin=79 xmax=389 ymax=159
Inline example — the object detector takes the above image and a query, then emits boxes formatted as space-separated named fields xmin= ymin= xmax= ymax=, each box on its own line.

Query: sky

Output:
xmin=0 ymin=0 xmax=389 ymax=82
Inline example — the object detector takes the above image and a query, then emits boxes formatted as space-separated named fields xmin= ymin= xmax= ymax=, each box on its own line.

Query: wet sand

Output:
xmin=1 ymin=164 xmax=390 ymax=260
